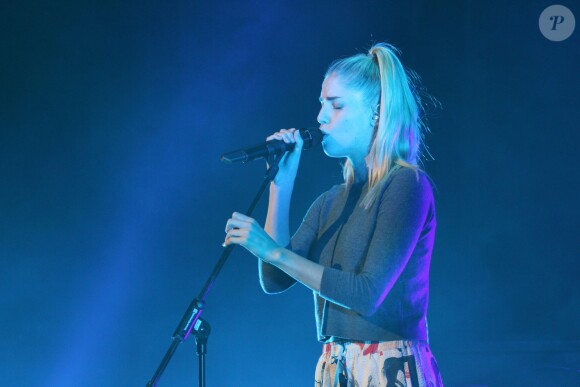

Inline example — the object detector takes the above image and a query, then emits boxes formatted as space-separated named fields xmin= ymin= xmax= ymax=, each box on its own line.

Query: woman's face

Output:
xmin=317 ymin=73 xmax=375 ymax=164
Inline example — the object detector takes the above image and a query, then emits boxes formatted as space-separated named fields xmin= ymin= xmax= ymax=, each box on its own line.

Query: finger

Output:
xmin=224 ymin=234 xmax=244 ymax=247
xmin=293 ymin=129 xmax=304 ymax=147
xmin=232 ymin=212 xmax=254 ymax=222
xmin=223 ymin=235 xmax=235 ymax=247
xmin=223 ymin=229 xmax=248 ymax=246
xmin=266 ymin=128 xmax=293 ymax=142
xmin=266 ymin=133 xmax=284 ymax=142
xmin=281 ymin=131 xmax=295 ymax=143
xmin=226 ymin=227 xmax=247 ymax=239
xmin=225 ymin=218 xmax=250 ymax=232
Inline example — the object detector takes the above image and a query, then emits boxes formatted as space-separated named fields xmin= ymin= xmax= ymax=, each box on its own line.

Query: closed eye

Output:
xmin=319 ymin=96 xmax=342 ymax=106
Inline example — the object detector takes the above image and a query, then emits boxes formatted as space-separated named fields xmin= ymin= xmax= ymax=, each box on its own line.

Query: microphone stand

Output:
xmin=194 ymin=318 xmax=211 ymax=387
xmin=146 ymin=156 xmax=281 ymax=387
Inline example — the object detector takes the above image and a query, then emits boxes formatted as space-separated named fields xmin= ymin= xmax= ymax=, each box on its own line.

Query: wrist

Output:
xmin=270 ymin=180 xmax=294 ymax=193
xmin=265 ymin=246 xmax=286 ymax=265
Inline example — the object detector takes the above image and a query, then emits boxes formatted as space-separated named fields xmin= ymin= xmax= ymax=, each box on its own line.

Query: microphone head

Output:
xmin=299 ymin=128 xmax=323 ymax=150
xmin=220 ymin=127 xmax=323 ymax=164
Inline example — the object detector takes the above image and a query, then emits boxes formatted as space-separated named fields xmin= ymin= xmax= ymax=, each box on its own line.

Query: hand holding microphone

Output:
xmin=220 ymin=127 xmax=323 ymax=187
xmin=220 ymin=127 xmax=322 ymax=164
xmin=266 ymin=128 xmax=304 ymax=187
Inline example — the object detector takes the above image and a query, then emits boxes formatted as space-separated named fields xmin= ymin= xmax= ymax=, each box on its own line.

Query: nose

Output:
xmin=317 ymin=105 xmax=328 ymax=125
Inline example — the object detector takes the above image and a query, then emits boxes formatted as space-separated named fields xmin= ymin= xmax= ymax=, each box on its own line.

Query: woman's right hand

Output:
xmin=266 ymin=128 xmax=303 ymax=187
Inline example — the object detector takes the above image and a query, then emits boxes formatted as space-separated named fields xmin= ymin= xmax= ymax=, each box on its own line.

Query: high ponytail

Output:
xmin=325 ymin=43 xmax=426 ymax=209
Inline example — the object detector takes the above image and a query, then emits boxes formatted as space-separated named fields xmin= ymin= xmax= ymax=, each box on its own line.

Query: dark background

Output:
xmin=1 ymin=1 xmax=578 ymax=386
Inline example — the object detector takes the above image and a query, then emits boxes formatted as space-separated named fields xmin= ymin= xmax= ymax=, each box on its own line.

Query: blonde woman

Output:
xmin=224 ymin=43 xmax=443 ymax=386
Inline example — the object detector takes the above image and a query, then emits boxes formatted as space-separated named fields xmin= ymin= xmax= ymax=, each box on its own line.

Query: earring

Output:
xmin=373 ymin=104 xmax=380 ymax=121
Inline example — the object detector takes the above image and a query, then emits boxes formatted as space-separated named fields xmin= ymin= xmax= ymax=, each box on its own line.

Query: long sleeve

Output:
xmin=318 ymin=169 xmax=435 ymax=317
xmin=259 ymin=191 xmax=327 ymax=293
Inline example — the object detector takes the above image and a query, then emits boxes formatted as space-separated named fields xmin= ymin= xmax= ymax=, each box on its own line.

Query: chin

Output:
xmin=321 ymin=142 xmax=344 ymax=159
xmin=321 ymin=142 xmax=333 ymax=157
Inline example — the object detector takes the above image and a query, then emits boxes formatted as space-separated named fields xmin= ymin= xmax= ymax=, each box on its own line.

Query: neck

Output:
xmin=350 ymin=158 xmax=368 ymax=184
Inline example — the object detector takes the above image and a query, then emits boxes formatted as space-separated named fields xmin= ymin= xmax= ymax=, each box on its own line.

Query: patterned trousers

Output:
xmin=315 ymin=340 xmax=443 ymax=387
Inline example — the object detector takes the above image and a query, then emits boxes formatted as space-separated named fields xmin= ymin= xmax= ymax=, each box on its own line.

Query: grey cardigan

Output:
xmin=260 ymin=167 xmax=436 ymax=342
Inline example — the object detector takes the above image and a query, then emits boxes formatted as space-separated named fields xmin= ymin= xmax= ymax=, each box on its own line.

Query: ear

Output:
xmin=372 ymin=104 xmax=380 ymax=121
xmin=371 ymin=112 xmax=379 ymax=129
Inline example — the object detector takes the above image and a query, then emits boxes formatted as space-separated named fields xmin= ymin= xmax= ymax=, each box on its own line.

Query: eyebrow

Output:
xmin=319 ymin=96 xmax=342 ymax=102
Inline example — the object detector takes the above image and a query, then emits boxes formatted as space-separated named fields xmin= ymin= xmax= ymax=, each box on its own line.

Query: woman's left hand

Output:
xmin=224 ymin=212 xmax=281 ymax=263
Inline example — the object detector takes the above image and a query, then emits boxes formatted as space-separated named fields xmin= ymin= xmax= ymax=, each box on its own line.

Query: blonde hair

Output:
xmin=325 ymin=43 xmax=428 ymax=208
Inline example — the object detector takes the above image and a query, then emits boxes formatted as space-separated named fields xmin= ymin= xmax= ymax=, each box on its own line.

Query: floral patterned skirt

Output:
xmin=315 ymin=340 xmax=443 ymax=387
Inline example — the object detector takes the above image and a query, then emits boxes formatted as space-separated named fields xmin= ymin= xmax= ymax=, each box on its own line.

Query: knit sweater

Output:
xmin=260 ymin=167 xmax=436 ymax=342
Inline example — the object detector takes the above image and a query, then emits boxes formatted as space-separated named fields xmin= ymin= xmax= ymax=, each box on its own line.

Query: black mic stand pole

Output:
xmin=193 ymin=318 xmax=210 ymax=387
xmin=146 ymin=156 xmax=281 ymax=387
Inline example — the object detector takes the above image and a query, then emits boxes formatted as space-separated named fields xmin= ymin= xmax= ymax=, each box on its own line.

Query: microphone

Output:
xmin=220 ymin=128 xmax=323 ymax=164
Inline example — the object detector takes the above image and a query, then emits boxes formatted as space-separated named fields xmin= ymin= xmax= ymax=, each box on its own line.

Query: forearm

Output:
xmin=268 ymin=247 xmax=323 ymax=293
xmin=260 ymin=183 xmax=296 ymax=292
xmin=264 ymin=183 xmax=293 ymax=246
